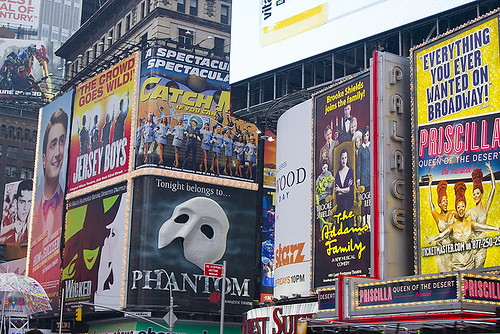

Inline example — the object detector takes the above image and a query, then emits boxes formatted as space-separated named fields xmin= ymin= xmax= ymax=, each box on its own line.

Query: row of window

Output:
xmin=0 ymin=145 xmax=35 ymax=162
xmin=176 ymin=0 xmax=229 ymax=24
xmin=68 ymin=0 xmax=229 ymax=78
xmin=69 ymin=0 xmax=153 ymax=74
xmin=0 ymin=125 xmax=37 ymax=143
xmin=4 ymin=165 xmax=33 ymax=180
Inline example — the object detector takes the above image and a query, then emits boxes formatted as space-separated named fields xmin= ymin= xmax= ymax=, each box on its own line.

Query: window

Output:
xmin=117 ymin=22 xmax=122 ymax=38
xmin=5 ymin=165 xmax=16 ymax=178
xmin=140 ymin=1 xmax=145 ymax=19
xmin=108 ymin=29 xmax=114 ymax=46
xmin=41 ymin=24 xmax=49 ymax=38
xmin=23 ymin=149 xmax=35 ymax=162
xmin=32 ymin=131 xmax=37 ymax=143
xmin=16 ymin=127 xmax=21 ymax=140
xmin=7 ymin=146 xmax=19 ymax=158
xmin=190 ymin=0 xmax=198 ymax=16
xmin=52 ymin=29 xmax=59 ymax=41
xmin=177 ymin=0 xmax=185 ymax=13
xmin=178 ymin=28 xmax=193 ymax=49
xmin=8 ymin=126 xmax=14 ymax=139
xmin=141 ymin=33 xmax=148 ymax=47
xmin=221 ymin=4 xmax=229 ymax=24
xmin=24 ymin=129 xmax=30 ymax=142
xmin=0 ymin=125 xmax=5 ymax=137
xmin=20 ymin=168 xmax=33 ymax=180
xmin=125 ymin=15 xmax=131 ymax=31
xmin=214 ymin=37 xmax=224 ymax=55
xmin=146 ymin=0 xmax=150 ymax=14
xmin=93 ymin=43 xmax=97 ymax=59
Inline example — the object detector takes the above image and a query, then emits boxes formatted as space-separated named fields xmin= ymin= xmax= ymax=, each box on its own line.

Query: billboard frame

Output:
xmin=411 ymin=9 xmax=500 ymax=275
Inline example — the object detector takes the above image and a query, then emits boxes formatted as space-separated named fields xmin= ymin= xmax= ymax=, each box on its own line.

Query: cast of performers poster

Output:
xmin=313 ymin=73 xmax=371 ymax=287
xmin=28 ymin=90 xmax=74 ymax=309
xmin=68 ymin=54 xmax=138 ymax=194
xmin=1 ymin=180 xmax=32 ymax=244
xmin=415 ymin=15 xmax=500 ymax=274
xmin=127 ymin=175 xmax=257 ymax=314
xmin=61 ymin=184 xmax=127 ymax=312
xmin=135 ymin=45 xmax=259 ymax=181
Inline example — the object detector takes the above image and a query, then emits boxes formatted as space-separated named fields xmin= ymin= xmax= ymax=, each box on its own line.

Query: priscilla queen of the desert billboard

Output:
xmin=414 ymin=13 xmax=500 ymax=274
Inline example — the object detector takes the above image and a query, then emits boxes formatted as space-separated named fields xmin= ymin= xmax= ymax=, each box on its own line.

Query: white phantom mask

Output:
xmin=158 ymin=197 xmax=229 ymax=270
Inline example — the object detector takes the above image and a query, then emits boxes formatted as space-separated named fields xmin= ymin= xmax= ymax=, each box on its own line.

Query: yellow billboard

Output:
xmin=414 ymin=15 xmax=500 ymax=274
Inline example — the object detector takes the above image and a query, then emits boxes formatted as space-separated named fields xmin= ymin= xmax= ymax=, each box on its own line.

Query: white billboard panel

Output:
xmin=230 ymin=0 xmax=474 ymax=83
xmin=274 ymin=99 xmax=312 ymax=297
xmin=0 ymin=0 xmax=40 ymax=29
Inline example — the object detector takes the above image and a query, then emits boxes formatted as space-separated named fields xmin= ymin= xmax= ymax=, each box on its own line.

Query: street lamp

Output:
xmin=195 ymin=36 xmax=213 ymax=47
xmin=157 ymin=269 xmax=176 ymax=334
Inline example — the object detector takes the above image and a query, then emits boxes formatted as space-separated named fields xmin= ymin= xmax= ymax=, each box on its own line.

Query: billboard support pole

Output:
xmin=169 ymin=278 xmax=174 ymax=334
xmin=59 ymin=288 xmax=64 ymax=334
xmin=219 ymin=260 xmax=226 ymax=334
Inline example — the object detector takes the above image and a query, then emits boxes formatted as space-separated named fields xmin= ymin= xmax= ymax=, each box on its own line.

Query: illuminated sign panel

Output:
xmin=68 ymin=54 xmax=138 ymax=194
xmin=413 ymin=15 xmax=500 ymax=275
xmin=312 ymin=74 xmax=372 ymax=287
xmin=230 ymin=0 xmax=474 ymax=83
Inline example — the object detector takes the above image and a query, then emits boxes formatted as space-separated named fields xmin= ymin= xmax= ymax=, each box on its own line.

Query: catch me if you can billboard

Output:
xmin=414 ymin=14 xmax=500 ymax=274
xmin=135 ymin=45 xmax=260 ymax=181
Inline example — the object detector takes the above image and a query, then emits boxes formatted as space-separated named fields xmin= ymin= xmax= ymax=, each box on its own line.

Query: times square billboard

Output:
xmin=28 ymin=90 xmax=74 ymax=309
xmin=230 ymin=0 xmax=474 ymax=83
xmin=68 ymin=54 xmax=138 ymax=194
xmin=135 ymin=45 xmax=260 ymax=182
xmin=0 ymin=39 xmax=63 ymax=102
xmin=413 ymin=13 xmax=500 ymax=274
xmin=127 ymin=175 xmax=258 ymax=314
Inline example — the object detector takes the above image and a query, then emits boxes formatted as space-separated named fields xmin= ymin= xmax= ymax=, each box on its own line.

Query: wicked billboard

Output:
xmin=135 ymin=45 xmax=259 ymax=182
xmin=68 ymin=54 xmax=138 ymax=194
xmin=127 ymin=175 xmax=258 ymax=313
xmin=61 ymin=183 xmax=128 ymax=312
xmin=313 ymin=73 xmax=372 ymax=287
xmin=414 ymin=15 xmax=500 ymax=274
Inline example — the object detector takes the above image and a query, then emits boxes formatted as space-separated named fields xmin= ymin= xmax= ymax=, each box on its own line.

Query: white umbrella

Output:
xmin=0 ymin=272 xmax=52 ymax=333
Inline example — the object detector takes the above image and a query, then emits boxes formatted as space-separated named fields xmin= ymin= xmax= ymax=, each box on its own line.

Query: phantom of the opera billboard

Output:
xmin=68 ymin=54 xmax=138 ymax=194
xmin=28 ymin=90 xmax=74 ymax=308
xmin=0 ymin=39 xmax=62 ymax=102
xmin=414 ymin=15 xmax=500 ymax=274
xmin=135 ymin=45 xmax=259 ymax=182
xmin=313 ymin=73 xmax=372 ymax=288
xmin=61 ymin=184 xmax=128 ymax=312
xmin=127 ymin=175 xmax=257 ymax=314
xmin=1 ymin=179 xmax=32 ymax=244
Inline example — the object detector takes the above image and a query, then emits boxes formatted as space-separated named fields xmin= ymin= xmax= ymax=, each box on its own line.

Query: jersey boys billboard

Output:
xmin=313 ymin=73 xmax=372 ymax=287
xmin=414 ymin=15 xmax=500 ymax=274
xmin=61 ymin=184 xmax=128 ymax=312
xmin=68 ymin=54 xmax=138 ymax=194
xmin=128 ymin=176 xmax=257 ymax=314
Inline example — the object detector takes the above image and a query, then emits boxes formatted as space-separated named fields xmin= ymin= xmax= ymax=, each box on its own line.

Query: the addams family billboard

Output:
xmin=135 ymin=45 xmax=259 ymax=182
xmin=414 ymin=15 xmax=500 ymax=274
xmin=313 ymin=73 xmax=372 ymax=288
xmin=127 ymin=175 xmax=258 ymax=313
